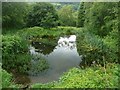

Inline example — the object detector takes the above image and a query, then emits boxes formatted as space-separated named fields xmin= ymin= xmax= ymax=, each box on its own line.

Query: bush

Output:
xmin=103 ymin=29 xmax=118 ymax=63
xmin=77 ymin=32 xmax=106 ymax=66
xmin=2 ymin=35 xmax=31 ymax=74
xmin=77 ymin=30 xmax=118 ymax=67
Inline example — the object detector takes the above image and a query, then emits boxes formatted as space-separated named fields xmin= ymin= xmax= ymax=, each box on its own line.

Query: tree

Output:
xmin=83 ymin=2 xmax=118 ymax=37
xmin=77 ymin=2 xmax=85 ymax=27
xmin=57 ymin=5 xmax=77 ymax=26
xmin=2 ymin=2 xmax=29 ymax=29
xmin=26 ymin=2 xmax=58 ymax=28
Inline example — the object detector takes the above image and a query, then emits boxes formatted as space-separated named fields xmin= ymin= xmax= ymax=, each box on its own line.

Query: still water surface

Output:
xmin=14 ymin=35 xmax=82 ymax=84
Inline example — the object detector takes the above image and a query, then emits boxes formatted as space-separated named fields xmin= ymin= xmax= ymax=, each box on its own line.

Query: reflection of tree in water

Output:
xmin=28 ymin=37 xmax=56 ymax=76
xmin=28 ymin=55 xmax=49 ymax=76
xmin=31 ymin=41 xmax=56 ymax=55
xmin=28 ymin=35 xmax=82 ymax=82
xmin=28 ymin=34 xmax=58 ymax=55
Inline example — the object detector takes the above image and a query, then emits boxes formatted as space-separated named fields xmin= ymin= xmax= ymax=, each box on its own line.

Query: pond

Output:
xmin=14 ymin=35 xmax=82 ymax=85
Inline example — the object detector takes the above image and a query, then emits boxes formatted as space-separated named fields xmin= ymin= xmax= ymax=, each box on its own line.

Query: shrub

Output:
xmin=77 ymin=30 xmax=118 ymax=67
xmin=77 ymin=32 xmax=107 ymax=66
xmin=103 ymin=29 xmax=118 ymax=63
xmin=2 ymin=35 xmax=31 ymax=74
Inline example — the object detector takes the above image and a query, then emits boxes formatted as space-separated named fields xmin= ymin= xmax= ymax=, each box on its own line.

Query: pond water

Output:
xmin=14 ymin=35 xmax=82 ymax=85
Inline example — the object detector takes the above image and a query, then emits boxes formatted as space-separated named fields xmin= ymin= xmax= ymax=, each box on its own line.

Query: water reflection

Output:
xmin=57 ymin=35 xmax=76 ymax=49
xmin=28 ymin=35 xmax=82 ymax=84
xmin=31 ymin=41 xmax=56 ymax=55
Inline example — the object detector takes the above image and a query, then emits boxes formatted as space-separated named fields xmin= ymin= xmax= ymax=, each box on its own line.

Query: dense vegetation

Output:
xmin=2 ymin=35 xmax=31 ymax=74
xmin=57 ymin=5 xmax=77 ymax=26
xmin=26 ymin=3 xmax=59 ymax=28
xmin=2 ymin=2 xmax=29 ymax=29
xmin=1 ymin=2 xmax=119 ymax=89
xmin=78 ymin=2 xmax=118 ymax=37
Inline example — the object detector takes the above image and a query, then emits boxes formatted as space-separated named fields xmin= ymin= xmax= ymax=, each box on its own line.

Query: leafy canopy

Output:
xmin=26 ymin=2 xmax=59 ymax=28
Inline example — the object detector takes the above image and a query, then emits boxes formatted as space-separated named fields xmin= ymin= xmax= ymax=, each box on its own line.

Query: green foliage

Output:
xmin=56 ymin=63 xmax=119 ymax=88
xmin=103 ymin=29 xmax=118 ymax=63
xmin=79 ymin=2 xmax=118 ymax=37
xmin=26 ymin=2 xmax=58 ymax=28
xmin=1 ymin=67 xmax=20 ymax=88
xmin=2 ymin=35 xmax=31 ymax=74
xmin=77 ymin=31 xmax=102 ymax=66
xmin=58 ymin=5 xmax=77 ymax=26
xmin=77 ymin=29 xmax=118 ymax=67
xmin=17 ymin=26 xmax=80 ymax=41
xmin=54 ymin=2 xmax=79 ymax=11
xmin=77 ymin=2 xmax=85 ymax=27
xmin=1 ymin=26 xmax=119 ymax=88
xmin=31 ymin=63 xmax=119 ymax=88
xmin=17 ymin=26 xmax=118 ymax=66
xmin=76 ymin=2 xmax=118 ymax=66
xmin=1 ymin=69 xmax=12 ymax=88
xmin=31 ymin=81 xmax=56 ymax=88
xmin=28 ymin=55 xmax=49 ymax=76
xmin=2 ymin=2 xmax=29 ymax=29
xmin=103 ymin=29 xmax=118 ymax=51
xmin=2 ymin=28 xmax=21 ymax=35
xmin=2 ymin=2 xmax=119 ymax=88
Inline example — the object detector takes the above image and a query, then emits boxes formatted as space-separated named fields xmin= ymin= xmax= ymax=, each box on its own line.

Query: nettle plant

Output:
xmin=2 ymin=35 xmax=31 ymax=74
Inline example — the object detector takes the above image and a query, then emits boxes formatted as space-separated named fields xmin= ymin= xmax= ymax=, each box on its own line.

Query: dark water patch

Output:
xmin=31 ymin=42 xmax=56 ymax=55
